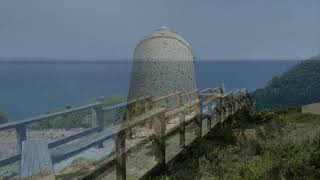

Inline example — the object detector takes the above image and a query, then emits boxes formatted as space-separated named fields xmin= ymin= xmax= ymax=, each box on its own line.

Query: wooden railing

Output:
xmin=0 ymin=85 xmax=251 ymax=179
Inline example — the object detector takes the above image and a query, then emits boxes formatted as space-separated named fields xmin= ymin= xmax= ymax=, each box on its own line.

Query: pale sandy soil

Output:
xmin=0 ymin=128 xmax=84 ymax=178
xmin=0 ymin=113 xmax=203 ymax=179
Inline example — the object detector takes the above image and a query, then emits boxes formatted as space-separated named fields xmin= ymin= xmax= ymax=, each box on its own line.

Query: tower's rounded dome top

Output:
xmin=129 ymin=27 xmax=197 ymax=100
xmin=134 ymin=26 xmax=193 ymax=59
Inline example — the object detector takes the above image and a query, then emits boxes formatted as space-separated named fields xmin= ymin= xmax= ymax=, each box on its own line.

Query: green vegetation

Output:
xmin=162 ymin=54 xmax=320 ymax=179
xmin=228 ymin=137 xmax=320 ymax=179
xmin=253 ymin=55 xmax=320 ymax=109
xmin=0 ymin=112 xmax=8 ymax=124
xmin=38 ymin=96 xmax=125 ymax=129
xmin=161 ymin=107 xmax=320 ymax=179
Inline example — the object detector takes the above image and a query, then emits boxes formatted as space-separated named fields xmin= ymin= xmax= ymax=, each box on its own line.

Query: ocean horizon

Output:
xmin=0 ymin=59 xmax=299 ymax=121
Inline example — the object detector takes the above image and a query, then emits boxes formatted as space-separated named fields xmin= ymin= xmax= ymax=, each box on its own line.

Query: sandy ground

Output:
xmin=0 ymin=109 xmax=211 ymax=179
xmin=0 ymin=128 xmax=84 ymax=178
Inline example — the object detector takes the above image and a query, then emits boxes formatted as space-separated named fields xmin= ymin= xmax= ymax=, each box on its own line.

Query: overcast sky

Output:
xmin=0 ymin=0 xmax=319 ymax=60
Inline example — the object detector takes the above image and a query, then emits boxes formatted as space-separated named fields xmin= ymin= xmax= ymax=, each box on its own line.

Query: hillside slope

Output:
xmin=162 ymin=107 xmax=320 ymax=179
xmin=253 ymin=55 xmax=320 ymax=109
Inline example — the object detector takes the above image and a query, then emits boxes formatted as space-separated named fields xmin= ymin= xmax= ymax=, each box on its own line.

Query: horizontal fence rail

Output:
xmin=0 ymin=84 xmax=251 ymax=179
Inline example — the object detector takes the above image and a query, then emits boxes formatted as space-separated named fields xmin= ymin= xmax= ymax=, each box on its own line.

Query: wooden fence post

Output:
xmin=187 ymin=93 xmax=192 ymax=114
xmin=16 ymin=125 xmax=26 ymax=154
xmin=20 ymin=140 xmax=54 ymax=178
xmin=176 ymin=92 xmax=182 ymax=108
xmin=226 ymin=106 xmax=230 ymax=118
xmin=154 ymin=111 xmax=166 ymax=167
xmin=116 ymin=131 xmax=126 ymax=180
xmin=211 ymin=112 xmax=216 ymax=128
xmin=92 ymin=105 xmax=104 ymax=148
xmin=176 ymin=93 xmax=185 ymax=148
xmin=125 ymin=107 xmax=133 ymax=139
xmin=145 ymin=97 xmax=153 ymax=129
xmin=220 ymin=107 xmax=224 ymax=122
xmin=194 ymin=102 xmax=202 ymax=138
xmin=218 ymin=97 xmax=224 ymax=122
xmin=165 ymin=98 xmax=169 ymax=109
xmin=179 ymin=111 xmax=185 ymax=148
xmin=207 ymin=102 xmax=212 ymax=130
xmin=216 ymin=108 xmax=220 ymax=123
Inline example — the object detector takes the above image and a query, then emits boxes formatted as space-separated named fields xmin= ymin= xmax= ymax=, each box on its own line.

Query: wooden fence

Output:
xmin=0 ymin=85 xmax=251 ymax=179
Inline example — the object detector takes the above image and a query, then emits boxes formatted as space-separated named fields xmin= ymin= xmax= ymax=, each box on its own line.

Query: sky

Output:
xmin=0 ymin=0 xmax=319 ymax=60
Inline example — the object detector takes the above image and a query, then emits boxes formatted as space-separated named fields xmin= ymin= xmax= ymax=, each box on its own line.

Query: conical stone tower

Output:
xmin=128 ymin=27 xmax=198 ymax=101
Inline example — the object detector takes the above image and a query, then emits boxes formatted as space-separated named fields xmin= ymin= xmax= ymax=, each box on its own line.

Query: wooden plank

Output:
xmin=185 ymin=114 xmax=197 ymax=126
xmin=16 ymin=125 xmax=26 ymax=154
xmin=51 ymin=108 xmax=165 ymax=163
xmin=165 ymin=112 xmax=196 ymax=138
xmin=123 ymin=107 xmax=166 ymax=130
xmin=0 ymin=154 xmax=21 ymax=168
xmin=145 ymin=97 xmax=153 ymax=129
xmin=80 ymin=133 xmax=155 ymax=180
xmin=21 ymin=140 xmax=54 ymax=178
xmin=179 ymin=112 xmax=185 ymax=148
xmin=48 ymin=126 xmax=101 ymax=148
xmin=176 ymin=93 xmax=185 ymax=148
xmin=165 ymin=99 xmax=199 ymax=118
xmin=103 ymin=102 xmax=127 ymax=112
xmin=184 ymin=89 xmax=198 ymax=96
xmin=153 ymin=112 xmax=166 ymax=166
xmin=152 ymin=91 xmax=180 ymax=102
xmin=126 ymin=134 xmax=155 ymax=155
xmin=198 ymin=93 xmax=222 ymax=98
xmin=51 ymin=125 xmax=120 ymax=163
xmin=194 ymin=106 xmax=202 ymax=138
xmin=194 ymin=92 xmax=203 ymax=137
xmin=199 ymin=88 xmax=211 ymax=93
xmin=92 ymin=105 xmax=104 ymax=128
xmin=20 ymin=139 xmax=29 ymax=177
xmin=116 ymin=132 xmax=126 ymax=180
xmin=77 ymin=157 xmax=117 ymax=180
xmin=127 ymin=95 xmax=152 ymax=106
xmin=92 ymin=105 xmax=105 ymax=148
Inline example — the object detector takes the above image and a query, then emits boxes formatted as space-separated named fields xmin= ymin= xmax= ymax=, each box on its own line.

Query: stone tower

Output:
xmin=128 ymin=26 xmax=197 ymax=101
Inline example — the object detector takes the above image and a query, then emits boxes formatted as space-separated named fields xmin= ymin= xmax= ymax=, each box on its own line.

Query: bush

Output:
xmin=37 ymin=96 xmax=125 ymax=129
xmin=227 ymin=134 xmax=320 ymax=179
xmin=0 ymin=112 xmax=8 ymax=124
xmin=252 ymin=55 xmax=320 ymax=109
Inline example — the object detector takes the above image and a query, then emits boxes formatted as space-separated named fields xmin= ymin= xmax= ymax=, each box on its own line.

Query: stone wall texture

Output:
xmin=128 ymin=27 xmax=198 ymax=101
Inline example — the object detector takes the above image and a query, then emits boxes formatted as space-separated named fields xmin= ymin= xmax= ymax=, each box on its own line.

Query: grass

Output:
xmin=228 ymin=135 xmax=320 ymax=180
xmin=160 ymin=106 xmax=320 ymax=180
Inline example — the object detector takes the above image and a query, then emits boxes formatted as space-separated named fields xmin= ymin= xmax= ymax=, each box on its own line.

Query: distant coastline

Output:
xmin=0 ymin=60 xmax=298 ymax=120
xmin=0 ymin=57 xmax=132 ymax=64
xmin=0 ymin=57 xmax=301 ymax=63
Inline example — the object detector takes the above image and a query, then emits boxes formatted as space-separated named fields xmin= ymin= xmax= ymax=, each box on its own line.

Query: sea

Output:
xmin=0 ymin=60 xmax=298 ymax=121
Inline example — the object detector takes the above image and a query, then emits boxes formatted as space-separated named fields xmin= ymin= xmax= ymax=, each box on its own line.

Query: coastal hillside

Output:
xmin=253 ymin=55 xmax=320 ymax=109
xmin=163 ymin=107 xmax=320 ymax=179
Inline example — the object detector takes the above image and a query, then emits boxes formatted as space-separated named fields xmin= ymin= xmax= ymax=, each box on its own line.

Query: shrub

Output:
xmin=0 ymin=112 xmax=8 ymax=124
xmin=228 ymin=134 xmax=320 ymax=179
xmin=37 ymin=96 xmax=125 ymax=129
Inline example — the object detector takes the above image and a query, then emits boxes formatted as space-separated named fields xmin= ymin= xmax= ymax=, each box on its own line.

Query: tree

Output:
xmin=252 ymin=54 xmax=320 ymax=109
